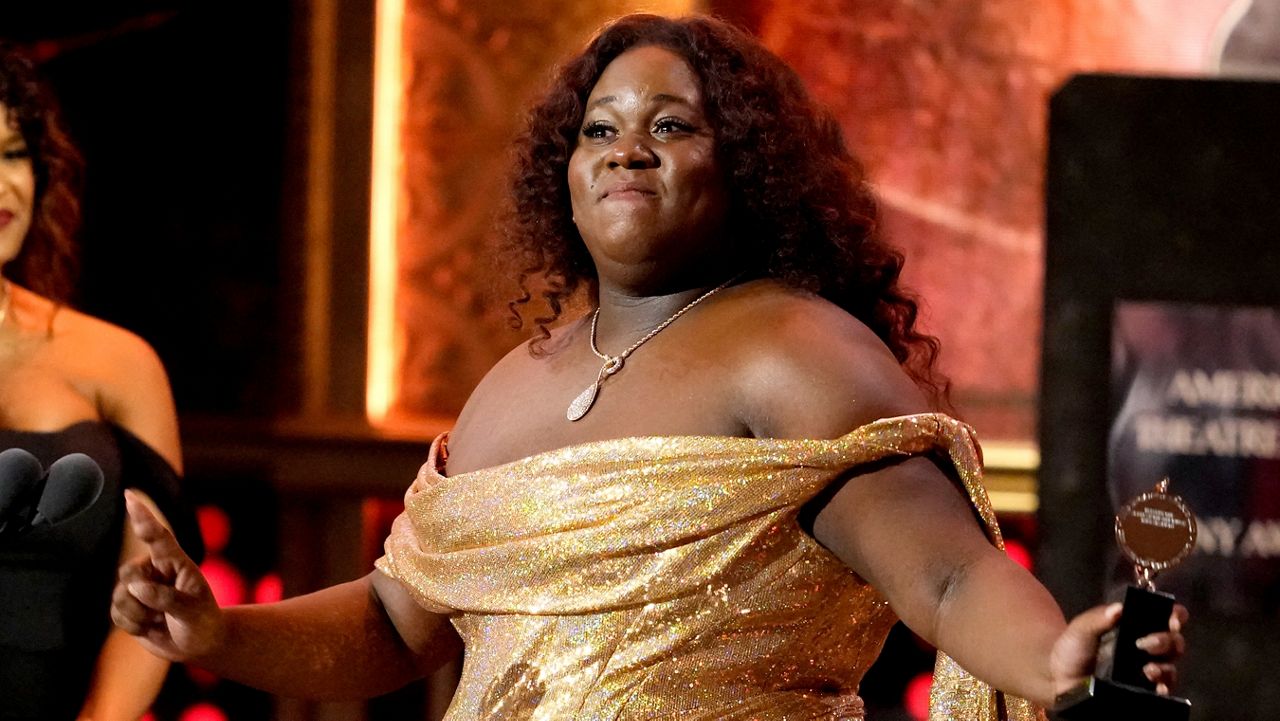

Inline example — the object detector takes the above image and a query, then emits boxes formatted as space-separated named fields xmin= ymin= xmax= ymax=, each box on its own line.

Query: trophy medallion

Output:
xmin=1115 ymin=478 xmax=1197 ymax=588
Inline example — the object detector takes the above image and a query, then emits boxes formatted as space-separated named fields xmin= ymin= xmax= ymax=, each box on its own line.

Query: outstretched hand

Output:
xmin=1049 ymin=602 xmax=1188 ymax=699
xmin=110 ymin=490 xmax=225 ymax=662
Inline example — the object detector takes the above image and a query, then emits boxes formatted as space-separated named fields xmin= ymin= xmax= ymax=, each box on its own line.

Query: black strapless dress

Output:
xmin=0 ymin=422 xmax=202 ymax=721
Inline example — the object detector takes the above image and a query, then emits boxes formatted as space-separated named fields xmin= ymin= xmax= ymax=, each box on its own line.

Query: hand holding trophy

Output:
xmin=1055 ymin=478 xmax=1195 ymax=720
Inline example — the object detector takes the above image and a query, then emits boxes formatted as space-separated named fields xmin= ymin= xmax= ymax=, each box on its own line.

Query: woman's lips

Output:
xmin=0 ymin=210 xmax=14 ymax=228
xmin=601 ymin=184 xmax=656 ymax=201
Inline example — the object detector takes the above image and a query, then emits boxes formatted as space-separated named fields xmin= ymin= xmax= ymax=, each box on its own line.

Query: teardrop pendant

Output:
xmin=566 ymin=381 xmax=600 ymax=422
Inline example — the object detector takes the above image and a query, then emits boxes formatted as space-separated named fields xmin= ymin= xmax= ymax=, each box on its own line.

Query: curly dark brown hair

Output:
xmin=502 ymin=14 xmax=946 ymax=400
xmin=0 ymin=42 xmax=83 ymax=303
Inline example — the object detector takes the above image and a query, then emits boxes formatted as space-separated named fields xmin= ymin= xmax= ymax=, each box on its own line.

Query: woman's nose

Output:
xmin=608 ymin=136 xmax=657 ymax=169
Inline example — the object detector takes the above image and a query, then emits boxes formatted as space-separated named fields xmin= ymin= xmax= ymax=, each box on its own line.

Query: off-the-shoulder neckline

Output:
xmin=435 ymin=413 xmax=962 ymax=480
xmin=0 ymin=418 xmax=180 ymax=476
xmin=0 ymin=418 xmax=111 ymax=436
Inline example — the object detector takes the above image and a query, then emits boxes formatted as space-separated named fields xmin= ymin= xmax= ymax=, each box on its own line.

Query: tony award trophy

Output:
xmin=1055 ymin=478 xmax=1195 ymax=720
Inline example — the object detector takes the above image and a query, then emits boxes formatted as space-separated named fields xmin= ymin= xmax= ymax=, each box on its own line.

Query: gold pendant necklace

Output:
xmin=567 ymin=275 xmax=740 ymax=422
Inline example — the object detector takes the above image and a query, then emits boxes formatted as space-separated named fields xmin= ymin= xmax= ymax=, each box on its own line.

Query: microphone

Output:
xmin=34 ymin=453 xmax=104 ymax=526
xmin=0 ymin=449 xmax=105 ymax=538
xmin=0 ymin=448 xmax=45 ymax=536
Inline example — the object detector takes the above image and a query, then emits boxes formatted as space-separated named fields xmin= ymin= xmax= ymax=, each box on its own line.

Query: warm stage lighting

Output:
xmin=200 ymin=557 xmax=247 ymax=607
xmin=635 ymin=0 xmax=697 ymax=15
xmin=367 ymin=0 xmax=695 ymax=423
xmin=178 ymin=703 xmax=229 ymax=721
xmin=904 ymin=671 xmax=933 ymax=720
xmin=367 ymin=0 xmax=405 ymax=423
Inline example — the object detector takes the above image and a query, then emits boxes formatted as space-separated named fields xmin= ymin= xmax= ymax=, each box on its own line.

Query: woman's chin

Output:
xmin=0 ymin=230 xmax=27 ymax=268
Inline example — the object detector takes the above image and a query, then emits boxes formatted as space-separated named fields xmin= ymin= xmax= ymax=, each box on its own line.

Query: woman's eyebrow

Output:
xmin=586 ymin=92 xmax=697 ymax=111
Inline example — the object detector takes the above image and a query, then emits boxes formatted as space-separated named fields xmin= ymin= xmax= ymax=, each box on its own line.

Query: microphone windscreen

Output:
xmin=0 ymin=448 xmax=45 ymax=517
xmin=36 ymin=453 xmax=104 ymax=525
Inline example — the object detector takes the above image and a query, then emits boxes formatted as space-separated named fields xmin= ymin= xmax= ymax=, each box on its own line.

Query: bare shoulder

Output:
xmin=51 ymin=307 xmax=160 ymax=368
xmin=718 ymin=280 xmax=931 ymax=440
xmin=451 ymin=317 xmax=586 ymax=436
xmin=51 ymin=308 xmax=182 ymax=470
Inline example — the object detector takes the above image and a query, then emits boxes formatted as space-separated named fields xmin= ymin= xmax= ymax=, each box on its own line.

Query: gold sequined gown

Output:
xmin=377 ymin=414 xmax=1044 ymax=721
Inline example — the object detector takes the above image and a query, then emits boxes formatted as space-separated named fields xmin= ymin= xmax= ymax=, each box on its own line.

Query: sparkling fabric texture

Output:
xmin=377 ymin=413 xmax=1044 ymax=720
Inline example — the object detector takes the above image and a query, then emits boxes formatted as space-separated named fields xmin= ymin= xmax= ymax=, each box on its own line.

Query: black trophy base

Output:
xmin=1055 ymin=585 xmax=1189 ymax=719
xmin=1097 ymin=585 xmax=1175 ymax=689
xmin=1054 ymin=676 xmax=1190 ymax=721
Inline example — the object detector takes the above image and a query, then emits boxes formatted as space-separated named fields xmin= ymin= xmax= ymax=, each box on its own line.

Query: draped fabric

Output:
xmin=377 ymin=413 xmax=1044 ymax=720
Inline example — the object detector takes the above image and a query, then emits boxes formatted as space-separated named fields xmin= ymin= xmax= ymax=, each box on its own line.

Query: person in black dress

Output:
xmin=0 ymin=43 xmax=200 ymax=721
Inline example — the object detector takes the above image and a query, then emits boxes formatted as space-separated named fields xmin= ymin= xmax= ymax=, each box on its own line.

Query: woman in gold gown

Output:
xmin=109 ymin=14 xmax=1185 ymax=720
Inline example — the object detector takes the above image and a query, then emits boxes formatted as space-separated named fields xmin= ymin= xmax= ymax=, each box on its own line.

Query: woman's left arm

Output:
xmin=79 ymin=329 xmax=183 ymax=721
xmin=811 ymin=454 xmax=1185 ymax=706
xmin=811 ymin=455 xmax=1065 ymax=706
xmin=739 ymin=298 xmax=1183 ymax=707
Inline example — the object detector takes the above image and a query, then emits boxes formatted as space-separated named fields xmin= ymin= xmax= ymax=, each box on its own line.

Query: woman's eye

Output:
xmin=2 ymin=147 xmax=30 ymax=161
xmin=581 ymin=122 xmax=615 ymax=140
xmin=654 ymin=118 xmax=694 ymax=134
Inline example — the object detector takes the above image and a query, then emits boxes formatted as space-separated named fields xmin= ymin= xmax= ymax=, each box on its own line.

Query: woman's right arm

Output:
xmin=110 ymin=491 xmax=461 ymax=700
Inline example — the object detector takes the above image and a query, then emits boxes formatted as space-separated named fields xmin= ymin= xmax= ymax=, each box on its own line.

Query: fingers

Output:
xmin=1136 ymin=630 xmax=1186 ymax=657
xmin=125 ymin=490 xmax=181 ymax=556
xmin=1068 ymin=602 xmax=1124 ymax=643
xmin=111 ymin=509 xmax=226 ymax=661
xmin=1134 ymin=607 xmax=1188 ymax=691
xmin=112 ymin=560 xmax=167 ymax=633
xmin=116 ymin=555 xmax=209 ymax=614
xmin=1135 ymin=604 xmax=1188 ymax=695
xmin=128 ymin=578 xmax=191 ymax=614
xmin=1058 ymin=602 xmax=1123 ymax=662
xmin=1049 ymin=602 xmax=1126 ymax=697
xmin=125 ymin=490 xmax=194 ymax=581
xmin=1136 ymin=603 xmax=1189 ymax=658
xmin=110 ymin=576 xmax=163 ymax=634
xmin=118 ymin=491 xmax=206 ymax=621
xmin=1145 ymin=662 xmax=1178 ymax=694
xmin=1052 ymin=601 xmax=1189 ymax=700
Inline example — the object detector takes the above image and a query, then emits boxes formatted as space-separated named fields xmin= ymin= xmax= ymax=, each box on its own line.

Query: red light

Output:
xmin=200 ymin=557 xmax=246 ymax=607
xmin=178 ymin=703 xmax=228 ymax=721
xmin=254 ymin=573 xmax=285 ymax=604
xmin=185 ymin=665 xmax=220 ymax=688
xmin=197 ymin=506 xmax=232 ymax=554
xmin=904 ymin=671 xmax=933 ymax=720
xmin=1005 ymin=539 xmax=1033 ymax=571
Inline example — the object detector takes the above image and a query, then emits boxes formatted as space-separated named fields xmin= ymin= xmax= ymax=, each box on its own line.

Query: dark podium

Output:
xmin=1040 ymin=74 xmax=1280 ymax=721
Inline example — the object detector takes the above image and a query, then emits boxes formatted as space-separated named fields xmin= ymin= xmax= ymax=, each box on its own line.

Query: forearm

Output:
xmin=78 ymin=629 xmax=169 ymax=721
xmin=194 ymin=577 xmax=445 ymax=700
xmin=930 ymin=556 xmax=1066 ymax=706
